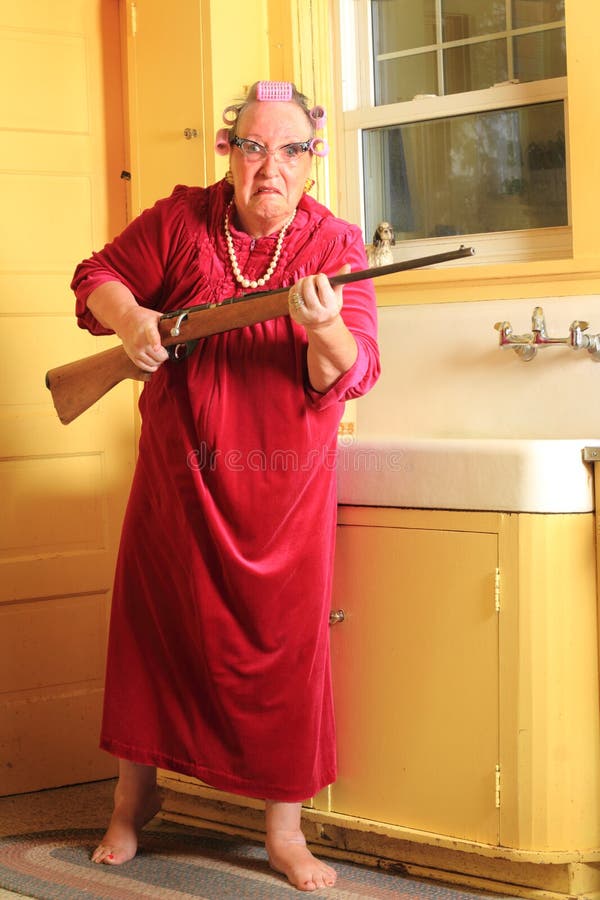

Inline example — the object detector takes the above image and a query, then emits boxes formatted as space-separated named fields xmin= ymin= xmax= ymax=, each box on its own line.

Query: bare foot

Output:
xmin=266 ymin=830 xmax=337 ymax=892
xmin=91 ymin=785 xmax=162 ymax=865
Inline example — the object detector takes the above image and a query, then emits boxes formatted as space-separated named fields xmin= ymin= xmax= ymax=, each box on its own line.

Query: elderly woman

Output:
xmin=71 ymin=81 xmax=379 ymax=892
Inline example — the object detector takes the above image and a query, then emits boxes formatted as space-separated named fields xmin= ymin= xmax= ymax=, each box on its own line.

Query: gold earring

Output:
xmin=225 ymin=169 xmax=234 ymax=185
xmin=304 ymin=177 xmax=315 ymax=193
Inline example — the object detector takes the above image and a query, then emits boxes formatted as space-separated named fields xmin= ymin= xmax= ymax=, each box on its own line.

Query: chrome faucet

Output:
xmin=494 ymin=306 xmax=600 ymax=361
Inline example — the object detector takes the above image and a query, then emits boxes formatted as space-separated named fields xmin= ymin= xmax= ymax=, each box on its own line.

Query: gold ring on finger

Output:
xmin=289 ymin=289 xmax=305 ymax=311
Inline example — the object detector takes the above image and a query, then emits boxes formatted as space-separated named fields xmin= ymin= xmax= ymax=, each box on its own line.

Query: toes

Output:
xmin=91 ymin=844 xmax=115 ymax=865
xmin=310 ymin=866 xmax=336 ymax=890
xmin=299 ymin=867 xmax=336 ymax=891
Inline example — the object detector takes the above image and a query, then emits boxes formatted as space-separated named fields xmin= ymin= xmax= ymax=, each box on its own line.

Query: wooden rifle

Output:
xmin=45 ymin=245 xmax=474 ymax=424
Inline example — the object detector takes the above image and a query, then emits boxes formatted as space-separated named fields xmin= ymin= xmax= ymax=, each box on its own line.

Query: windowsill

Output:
xmin=373 ymin=256 xmax=600 ymax=305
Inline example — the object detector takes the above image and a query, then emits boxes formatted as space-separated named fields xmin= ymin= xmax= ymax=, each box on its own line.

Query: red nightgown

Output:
xmin=72 ymin=179 xmax=380 ymax=802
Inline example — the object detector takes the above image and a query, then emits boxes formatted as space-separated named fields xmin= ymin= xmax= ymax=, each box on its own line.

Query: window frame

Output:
xmin=322 ymin=0 xmax=600 ymax=306
xmin=336 ymin=0 xmax=570 ymax=268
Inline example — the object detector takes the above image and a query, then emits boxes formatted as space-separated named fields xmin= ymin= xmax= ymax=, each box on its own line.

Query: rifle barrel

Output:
xmin=159 ymin=244 xmax=476 ymax=325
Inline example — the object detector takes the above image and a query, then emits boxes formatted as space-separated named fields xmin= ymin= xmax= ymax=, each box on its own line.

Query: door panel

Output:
xmin=0 ymin=0 xmax=135 ymax=794
xmin=330 ymin=522 xmax=500 ymax=845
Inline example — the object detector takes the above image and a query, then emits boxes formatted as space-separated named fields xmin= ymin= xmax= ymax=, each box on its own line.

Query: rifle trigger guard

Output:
xmin=168 ymin=340 xmax=199 ymax=361
xmin=170 ymin=312 xmax=189 ymax=337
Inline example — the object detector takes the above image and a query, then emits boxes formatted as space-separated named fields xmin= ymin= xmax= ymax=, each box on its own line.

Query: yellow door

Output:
xmin=0 ymin=0 xmax=136 ymax=794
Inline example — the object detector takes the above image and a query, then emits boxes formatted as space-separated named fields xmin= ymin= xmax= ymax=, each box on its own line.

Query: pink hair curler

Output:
xmin=215 ymin=127 xmax=231 ymax=156
xmin=256 ymin=80 xmax=293 ymax=101
xmin=222 ymin=106 xmax=239 ymax=126
xmin=309 ymin=105 xmax=327 ymax=130
xmin=309 ymin=137 xmax=329 ymax=157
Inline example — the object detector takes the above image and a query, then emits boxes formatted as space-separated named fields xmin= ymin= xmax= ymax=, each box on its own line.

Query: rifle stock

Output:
xmin=45 ymin=346 xmax=152 ymax=425
xmin=46 ymin=291 xmax=292 ymax=424
xmin=46 ymin=245 xmax=474 ymax=424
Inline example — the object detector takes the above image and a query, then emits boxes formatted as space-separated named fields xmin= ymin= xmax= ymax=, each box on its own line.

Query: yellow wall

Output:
xmin=205 ymin=0 xmax=270 ymax=184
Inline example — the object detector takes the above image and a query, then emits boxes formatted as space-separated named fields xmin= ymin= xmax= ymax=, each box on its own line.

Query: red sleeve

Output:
xmin=71 ymin=188 xmax=188 ymax=335
xmin=299 ymin=223 xmax=380 ymax=406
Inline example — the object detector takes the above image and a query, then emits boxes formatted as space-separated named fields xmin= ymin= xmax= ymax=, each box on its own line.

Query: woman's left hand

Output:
xmin=288 ymin=265 xmax=350 ymax=330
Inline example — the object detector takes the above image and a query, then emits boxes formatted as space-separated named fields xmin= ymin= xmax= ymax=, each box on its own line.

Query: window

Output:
xmin=337 ymin=0 xmax=568 ymax=262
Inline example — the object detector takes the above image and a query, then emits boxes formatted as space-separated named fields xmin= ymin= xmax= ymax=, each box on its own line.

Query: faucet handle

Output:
xmin=569 ymin=319 xmax=590 ymax=349
xmin=531 ymin=306 xmax=546 ymax=333
xmin=494 ymin=321 xmax=513 ymax=343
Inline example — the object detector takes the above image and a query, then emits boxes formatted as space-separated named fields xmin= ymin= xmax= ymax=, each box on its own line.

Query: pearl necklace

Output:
xmin=224 ymin=201 xmax=296 ymax=289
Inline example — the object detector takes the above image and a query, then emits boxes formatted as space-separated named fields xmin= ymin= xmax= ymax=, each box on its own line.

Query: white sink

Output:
xmin=336 ymin=438 xmax=599 ymax=513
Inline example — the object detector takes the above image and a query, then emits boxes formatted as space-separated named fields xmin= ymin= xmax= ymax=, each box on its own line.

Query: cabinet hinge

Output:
xmin=495 ymin=764 xmax=501 ymax=808
xmin=130 ymin=1 xmax=137 ymax=37
xmin=494 ymin=567 xmax=501 ymax=612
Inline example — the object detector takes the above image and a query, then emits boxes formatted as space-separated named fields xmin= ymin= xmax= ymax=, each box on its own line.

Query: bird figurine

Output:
xmin=366 ymin=221 xmax=395 ymax=267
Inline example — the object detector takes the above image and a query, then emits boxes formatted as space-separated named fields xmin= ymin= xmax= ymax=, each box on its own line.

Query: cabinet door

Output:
xmin=122 ymin=0 xmax=208 ymax=215
xmin=330 ymin=523 xmax=499 ymax=845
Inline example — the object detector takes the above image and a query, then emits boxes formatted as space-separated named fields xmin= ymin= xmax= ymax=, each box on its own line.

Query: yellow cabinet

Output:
xmin=159 ymin=504 xmax=600 ymax=898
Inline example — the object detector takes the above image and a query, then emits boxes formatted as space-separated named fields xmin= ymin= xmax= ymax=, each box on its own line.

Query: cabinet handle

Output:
xmin=184 ymin=128 xmax=199 ymax=140
xmin=329 ymin=609 xmax=345 ymax=625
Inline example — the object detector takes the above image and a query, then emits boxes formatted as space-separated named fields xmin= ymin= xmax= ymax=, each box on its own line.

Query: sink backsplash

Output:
xmin=358 ymin=294 xmax=600 ymax=439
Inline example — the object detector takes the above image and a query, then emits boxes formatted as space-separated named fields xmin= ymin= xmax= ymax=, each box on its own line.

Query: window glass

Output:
xmin=512 ymin=0 xmax=564 ymax=28
xmin=375 ymin=52 xmax=438 ymax=104
xmin=444 ymin=38 xmax=507 ymax=94
xmin=362 ymin=101 xmax=567 ymax=241
xmin=370 ymin=0 xmax=566 ymax=106
xmin=513 ymin=27 xmax=566 ymax=82
xmin=442 ymin=0 xmax=506 ymax=40
xmin=372 ymin=0 xmax=436 ymax=54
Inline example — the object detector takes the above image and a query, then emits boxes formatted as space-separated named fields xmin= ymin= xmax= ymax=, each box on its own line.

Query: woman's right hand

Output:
xmin=87 ymin=281 xmax=170 ymax=373
xmin=114 ymin=305 xmax=170 ymax=373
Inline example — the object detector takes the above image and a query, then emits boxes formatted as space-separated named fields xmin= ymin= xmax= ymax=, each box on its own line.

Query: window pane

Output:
xmin=372 ymin=0 xmax=436 ymax=54
xmin=362 ymin=101 xmax=567 ymax=241
xmin=375 ymin=52 xmax=438 ymax=105
xmin=512 ymin=0 xmax=564 ymax=28
xmin=444 ymin=38 xmax=507 ymax=93
xmin=442 ymin=0 xmax=506 ymax=40
xmin=514 ymin=27 xmax=566 ymax=82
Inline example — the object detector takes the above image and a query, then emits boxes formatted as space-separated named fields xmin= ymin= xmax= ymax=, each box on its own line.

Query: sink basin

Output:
xmin=336 ymin=438 xmax=599 ymax=513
